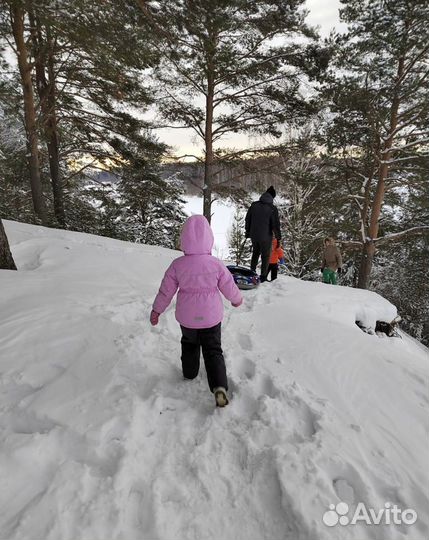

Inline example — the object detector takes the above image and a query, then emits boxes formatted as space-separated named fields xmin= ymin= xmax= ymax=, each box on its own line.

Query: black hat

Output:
xmin=266 ymin=186 xmax=276 ymax=198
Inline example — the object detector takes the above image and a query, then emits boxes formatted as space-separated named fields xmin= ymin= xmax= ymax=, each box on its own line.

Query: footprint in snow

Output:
xmin=234 ymin=356 xmax=256 ymax=380
xmin=126 ymin=480 xmax=157 ymax=536
xmin=329 ymin=461 xmax=369 ymax=507
xmin=238 ymin=333 xmax=252 ymax=351
xmin=250 ymin=287 xmax=273 ymax=306
xmin=270 ymin=384 xmax=325 ymax=443
xmin=333 ymin=477 xmax=356 ymax=504
xmin=242 ymin=291 xmax=258 ymax=312
xmin=288 ymin=399 xmax=320 ymax=442
xmin=257 ymin=374 xmax=280 ymax=399
xmin=114 ymin=333 xmax=137 ymax=353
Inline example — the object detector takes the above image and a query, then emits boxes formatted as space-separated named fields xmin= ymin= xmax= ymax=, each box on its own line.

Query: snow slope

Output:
xmin=0 ymin=221 xmax=428 ymax=540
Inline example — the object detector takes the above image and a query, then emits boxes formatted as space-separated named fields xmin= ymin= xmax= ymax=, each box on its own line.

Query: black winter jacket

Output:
xmin=245 ymin=192 xmax=281 ymax=242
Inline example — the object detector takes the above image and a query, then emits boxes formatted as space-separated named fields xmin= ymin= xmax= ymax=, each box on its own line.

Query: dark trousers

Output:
xmin=180 ymin=323 xmax=227 ymax=392
xmin=250 ymin=239 xmax=272 ymax=280
xmin=267 ymin=263 xmax=278 ymax=281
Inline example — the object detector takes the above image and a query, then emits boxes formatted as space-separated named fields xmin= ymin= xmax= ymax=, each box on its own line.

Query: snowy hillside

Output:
xmin=1 ymin=221 xmax=428 ymax=540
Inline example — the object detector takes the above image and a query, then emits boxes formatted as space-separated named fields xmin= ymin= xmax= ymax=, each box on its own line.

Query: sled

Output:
xmin=227 ymin=265 xmax=260 ymax=290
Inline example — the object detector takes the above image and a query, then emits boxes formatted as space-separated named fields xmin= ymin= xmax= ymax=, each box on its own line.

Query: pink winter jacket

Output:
xmin=152 ymin=215 xmax=242 ymax=329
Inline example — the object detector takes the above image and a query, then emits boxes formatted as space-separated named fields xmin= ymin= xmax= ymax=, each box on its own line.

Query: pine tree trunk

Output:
xmin=203 ymin=57 xmax=215 ymax=223
xmin=10 ymin=5 xmax=48 ymax=225
xmin=357 ymin=240 xmax=374 ymax=289
xmin=203 ymin=98 xmax=214 ymax=221
xmin=30 ymin=10 xmax=65 ymax=227
xmin=0 ymin=219 xmax=17 ymax=270
xmin=357 ymin=56 xmax=404 ymax=289
xmin=46 ymin=42 xmax=65 ymax=227
xmin=356 ymin=171 xmax=373 ymax=288
xmin=46 ymin=125 xmax=64 ymax=225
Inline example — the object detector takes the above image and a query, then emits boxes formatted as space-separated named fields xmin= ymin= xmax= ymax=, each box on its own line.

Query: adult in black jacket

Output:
xmin=245 ymin=186 xmax=281 ymax=282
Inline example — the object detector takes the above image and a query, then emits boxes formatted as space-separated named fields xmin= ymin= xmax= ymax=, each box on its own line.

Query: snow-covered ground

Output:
xmin=1 ymin=220 xmax=428 ymax=540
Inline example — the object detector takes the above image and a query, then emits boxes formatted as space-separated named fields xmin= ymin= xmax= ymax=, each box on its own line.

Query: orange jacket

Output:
xmin=270 ymin=239 xmax=284 ymax=264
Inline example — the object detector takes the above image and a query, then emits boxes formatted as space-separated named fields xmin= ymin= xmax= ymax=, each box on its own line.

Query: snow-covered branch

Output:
xmin=381 ymin=137 xmax=429 ymax=155
xmin=374 ymin=226 xmax=429 ymax=246
xmin=380 ymin=154 xmax=429 ymax=165
xmin=338 ymin=239 xmax=363 ymax=250
xmin=168 ymin=154 xmax=204 ymax=163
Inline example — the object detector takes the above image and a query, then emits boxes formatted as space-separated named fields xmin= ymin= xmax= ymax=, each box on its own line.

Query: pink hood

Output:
xmin=180 ymin=215 xmax=214 ymax=255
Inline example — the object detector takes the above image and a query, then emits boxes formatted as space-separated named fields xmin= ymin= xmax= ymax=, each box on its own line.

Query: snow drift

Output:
xmin=0 ymin=220 xmax=428 ymax=540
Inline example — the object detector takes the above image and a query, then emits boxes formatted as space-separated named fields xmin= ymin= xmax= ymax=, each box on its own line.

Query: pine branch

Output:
xmin=397 ymin=44 xmax=429 ymax=89
xmin=375 ymin=226 xmax=429 ymax=246
xmin=168 ymin=154 xmax=205 ymax=163
xmin=160 ymin=89 xmax=205 ymax=139
xmin=338 ymin=239 xmax=363 ymax=249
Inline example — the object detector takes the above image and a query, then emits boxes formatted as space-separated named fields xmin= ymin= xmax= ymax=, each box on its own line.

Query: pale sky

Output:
xmin=305 ymin=0 xmax=345 ymax=37
xmin=157 ymin=0 xmax=345 ymax=158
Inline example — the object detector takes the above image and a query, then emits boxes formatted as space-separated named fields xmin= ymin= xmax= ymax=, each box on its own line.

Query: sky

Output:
xmin=305 ymin=0 xmax=345 ymax=36
xmin=156 ymin=0 xmax=345 ymax=158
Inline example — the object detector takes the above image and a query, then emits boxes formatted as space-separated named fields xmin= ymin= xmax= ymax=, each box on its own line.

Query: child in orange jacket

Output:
xmin=267 ymin=238 xmax=285 ymax=281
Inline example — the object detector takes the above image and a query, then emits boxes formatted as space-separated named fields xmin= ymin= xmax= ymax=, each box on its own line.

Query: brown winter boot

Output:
xmin=214 ymin=387 xmax=229 ymax=407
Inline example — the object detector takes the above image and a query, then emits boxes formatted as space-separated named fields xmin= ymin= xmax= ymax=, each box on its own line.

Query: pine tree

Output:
xmin=228 ymin=207 xmax=251 ymax=266
xmin=143 ymin=0 xmax=326 ymax=221
xmin=325 ymin=0 xmax=429 ymax=288
xmin=35 ymin=0 xmax=162 ymax=229
xmin=3 ymin=1 xmax=48 ymax=224
xmin=1 ymin=0 xmax=170 ymax=236
xmin=27 ymin=0 xmax=65 ymax=226
xmin=370 ymin=166 xmax=429 ymax=344
xmin=111 ymin=137 xmax=187 ymax=248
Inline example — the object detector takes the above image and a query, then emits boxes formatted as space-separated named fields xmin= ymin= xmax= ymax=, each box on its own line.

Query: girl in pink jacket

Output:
xmin=150 ymin=215 xmax=243 ymax=407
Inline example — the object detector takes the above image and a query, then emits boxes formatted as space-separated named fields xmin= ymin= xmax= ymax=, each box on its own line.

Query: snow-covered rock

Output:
xmin=1 ymin=220 xmax=428 ymax=540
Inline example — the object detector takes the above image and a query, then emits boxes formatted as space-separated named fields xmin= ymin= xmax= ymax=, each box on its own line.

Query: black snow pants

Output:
xmin=267 ymin=263 xmax=278 ymax=281
xmin=180 ymin=323 xmax=227 ymax=392
xmin=250 ymin=238 xmax=272 ymax=281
